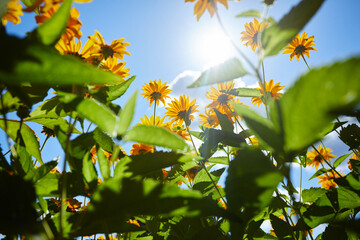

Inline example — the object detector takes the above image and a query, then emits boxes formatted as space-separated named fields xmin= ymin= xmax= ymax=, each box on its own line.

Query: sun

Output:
xmin=195 ymin=28 xmax=235 ymax=68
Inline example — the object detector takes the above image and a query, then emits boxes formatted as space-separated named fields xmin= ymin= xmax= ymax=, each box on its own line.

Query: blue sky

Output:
xmin=3 ymin=0 xmax=360 ymax=234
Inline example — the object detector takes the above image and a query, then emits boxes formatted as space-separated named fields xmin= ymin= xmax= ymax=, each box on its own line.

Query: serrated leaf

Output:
xmin=187 ymin=58 xmax=247 ymax=88
xmin=0 ymin=119 xmax=42 ymax=164
xmin=337 ymin=187 xmax=360 ymax=210
xmin=214 ymin=108 xmax=234 ymax=132
xmin=273 ymin=58 xmax=360 ymax=153
xmin=124 ymin=125 xmax=189 ymax=151
xmin=31 ymin=0 xmax=72 ymax=46
xmin=93 ymin=127 xmax=114 ymax=153
xmin=25 ymin=160 xmax=58 ymax=182
xmin=27 ymin=97 xmax=68 ymax=119
xmin=221 ymin=88 xmax=261 ymax=98
xmin=117 ymin=91 xmax=137 ymax=135
xmin=270 ymin=214 xmax=292 ymax=239
xmin=193 ymin=165 xmax=225 ymax=196
xmin=262 ymin=0 xmax=325 ymax=57
xmin=0 ymin=35 xmax=120 ymax=86
xmin=26 ymin=117 xmax=81 ymax=134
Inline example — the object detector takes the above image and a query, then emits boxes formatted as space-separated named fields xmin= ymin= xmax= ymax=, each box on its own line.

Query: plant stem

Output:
xmin=86 ymin=122 xmax=93 ymax=133
xmin=301 ymin=55 xmax=311 ymax=71
xmin=153 ymin=103 xmax=156 ymax=125
xmin=300 ymin=161 xmax=303 ymax=202
xmin=276 ymin=191 xmax=296 ymax=240
xmin=40 ymin=136 xmax=50 ymax=152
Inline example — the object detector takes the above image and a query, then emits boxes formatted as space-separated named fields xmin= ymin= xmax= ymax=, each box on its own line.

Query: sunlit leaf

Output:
xmin=82 ymin=152 xmax=98 ymax=189
xmin=117 ymin=91 xmax=137 ymax=135
xmin=262 ymin=0 xmax=325 ymax=57
xmin=333 ymin=153 xmax=352 ymax=168
xmin=26 ymin=117 xmax=81 ymax=134
xmin=34 ymin=172 xmax=60 ymax=196
xmin=30 ymin=0 xmax=72 ymax=46
xmin=221 ymin=88 xmax=261 ymax=98
xmin=0 ymin=119 xmax=42 ymax=164
xmin=271 ymin=58 xmax=360 ymax=153
xmin=0 ymin=36 xmax=120 ymax=86
xmin=302 ymin=187 xmax=326 ymax=203
xmin=106 ymin=76 xmax=136 ymax=101
xmin=208 ymin=156 xmax=229 ymax=165
xmin=25 ymin=160 xmax=58 ymax=182
xmin=124 ymin=125 xmax=189 ymax=151
xmin=97 ymin=147 xmax=110 ymax=181
xmin=187 ymin=58 xmax=247 ymax=88
xmin=214 ymin=109 xmax=233 ymax=132
xmin=308 ymin=168 xmax=331 ymax=180
xmin=0 ymin=91 xmax=20 ymax=114
xmin=193 ymin=165 xmax=226 ymax=196
xmin=93 ymin=127 xmax=114 ymax=153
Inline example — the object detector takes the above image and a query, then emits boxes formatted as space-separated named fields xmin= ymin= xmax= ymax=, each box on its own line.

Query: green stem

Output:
xmin=153 ymin=103 xmax=156 ymax=125
xmin=301 ymin=55 xmax=311 ymax=71
xmin=276 ymin=191 xmax=296 ymax=240
xmin=40 ymin=136 xmax=50 ymax=152
xmin=86 ymin=122 xmax=93 ymax=133
xmin=300 ymin=161 xmax=303 ymax=202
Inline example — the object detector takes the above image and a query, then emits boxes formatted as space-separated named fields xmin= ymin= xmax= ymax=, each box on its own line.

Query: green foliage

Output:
xmin=262 ymin=0 xmax=325 ymax=57
xmin=221 ymin=87 xmax=261 ymax=98
xmin=187 ymin=58 xmax=247 ymax=88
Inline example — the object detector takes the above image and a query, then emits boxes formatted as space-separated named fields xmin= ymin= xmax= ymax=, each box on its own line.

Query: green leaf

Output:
xmin=107 ymin=76 xmax=136 ymax=101
xmin=25 ymin=160 xmax=58 ymax=182
xmin=350 ymin=159 xmax=360 ymax=173
xmin=236 ymin=10 xmax=262 ymax=18
xmin=82 ymin=152 xmax=98 ymax=187
xmin=262 ymin=0 xmax=325 ymax=57
xmin=302 ymin=187 xmax=326 ymax=203
xmin=214 ymin=108 xmax=234 ymax=132
xmin=124 ymin=125 xmax=189 ymax=151
xmin=28 ymin=97 xmax=68 ymax=119
xmin=97 ymin=147 xmax=110 ymax=180
xmin=117 ymin=91 xmax=137 ymax=135
xmin=0 ymin=119 xmax=42 ymax=164
xmin=273 ymin=58 xmax=360 ymax=153
xmin=333 ymin=153 xmax=352 ymax=168
xmin=193 ymin=165 xmax=226 ymax=196
xmin=232 ymin=102 xmax=283 ymax=152
xmin=30 ymin=0 xmax=72 ymax=46
xmin=0 ymin=91 xmax=20 ymax=114
xmin=34 ymin=172 xmax=60 ymax=196
xmin=221 ymin=88 xmax=261 ymax=98
xmin=322 ymin=224 xmax=348 ymax=240
xmin=308 ymin=168 xmax=331 ymax=180
xmin=93 ymin=127 xmax=115 ymax=153
xmin=57 ymin=92 xmax=117 ymax=136
xmin=187 ymin=58 xmax=247 ymax=88
xmin=0 ymin=35 xmax=120 ymax=86
xmin=124 ymin=151 xmax=195 ymax=177
xmin=208 ymin=156 xmax=229 ymax=165
xmin=270 ymin=214 xmax=292 ymax=239
xmin=226 ymin=147 xmax=282 ymax=222
xmin=26 ymin=117 xmax=81 ymax=134
xmin=74 ymin=178 xmax=224 ymax=236
xmin=337 ymin=187 xmax=360 ymax=210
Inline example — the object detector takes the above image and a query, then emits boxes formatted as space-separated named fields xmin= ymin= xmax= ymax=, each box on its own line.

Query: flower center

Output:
xmin=294 ymin=45 xmax=306 ymax=55
xmin=150 ymin=92 xmax=162 ymax=100
xmin=217 ymin=94 xmax=229 ymax=104
xmin=177 ymin=110 xmax=188 ymax=120
xmin=314 ymin=155 xmax=322 ymax=162
xmin=101 ymin=45 xmax=115 ymax=59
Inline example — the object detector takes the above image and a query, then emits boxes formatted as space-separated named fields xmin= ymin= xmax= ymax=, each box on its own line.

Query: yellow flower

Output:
xmin=251 ymin=79 xmax=284 ymax=107
xmin=100 ymin=58 xmax=130 ymax=81
xmin=347 ymin=154 xmax=359 ymax=171
xmin=165 ymin=95 xmax=199 ymax=126
xmin=88 ymin=30 xmax=130 ymax=60
xmin=282 ymin=32 xmax=317 ymax=61
xmin=206 ymin=81 xmax=235 ymax=115
xmin=35 ymin=4 xmax=82 ymax=41
xmin=199 ymin=109 xmax=220 ymax=128
xmin=1 ymin=0 xmax=23 ymax=26
xmin=126 ymin=218 xmax=141 ymax=227
xmin=306 ymin=144 xmax=336 ymax=170
xmin=240 ymin=18 xmax=269 ymax=51
xmin=139 ymin=115 xmax=168 ymax=128
xmin=317 ymin=170 xmax=344 ymax=189
xmin=185 ymin=0 xmax=234 ymax=21
xmin=247 ymin=136 xmax=258 ymax=146
xmin=141 ymin=79 xmax=172 ymax=107
xmin=130 ymin=143 xmax=154 ymax=155
xmin=170 ymin=123 xmax=191 ymax=141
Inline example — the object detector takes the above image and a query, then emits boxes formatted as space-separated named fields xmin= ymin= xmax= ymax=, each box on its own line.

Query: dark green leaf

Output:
xmin=337 ymin=187 xmax=360 ymax=210
xmin=30 ymin=0 xmax=72 ymax=46
xmin=226 ymin=147 xmax=282 ymax=223
xmin=350 ymin=159 xmax=360 ymax=173
xmin=339 ymin=124 xmax=360 ymax=150
xmin=124 ymin=125 xmax=189 ymax=151
xmin=322 ymin=224 xmax=347 ymax=240
xmin=187 ymin=58 xmax=247 ymax=88
xmin=193 ymin=165 xmax=225 ymax=196
xmin=262 ymin=0 xmax=325 ymax=57
xmin=28 ymin=97 xmax=68 ymax=119
xmin=221 ymin=88 xmax=261 ymax=98
xmin=25 ymin=160 xmax=58 ymax=182
xmin=0 ymin=119 xmax=43 ymax=164
xmin=117 ymin=91 xmax=137 ymax=135
xmin=0 ymin=172 xmax=39 ymax=235
xmin=214 ymin=108 xmax=234 ymax=132
xmin=82 ymin=152 xmax=98 ymax=189
xmin=0 ymin=36 xmax=120 ymax=86
xmin=273 ymin=58 xmax=360 ymax=153
xmin=270 ymin=214 xmax=292 ymax=239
